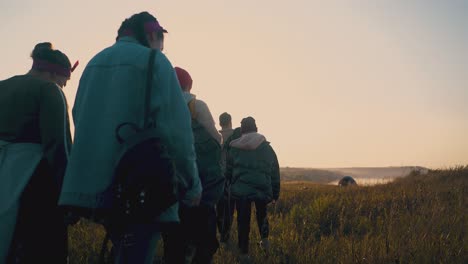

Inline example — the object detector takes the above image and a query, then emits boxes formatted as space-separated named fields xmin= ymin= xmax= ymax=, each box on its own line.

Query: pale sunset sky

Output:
xmin=1 ymin=1 xmax=467 ymax=168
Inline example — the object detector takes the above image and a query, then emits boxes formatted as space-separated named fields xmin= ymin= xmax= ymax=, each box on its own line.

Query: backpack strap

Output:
xmin=187 ymin=97 xmax=198 ymax=120
xmin=144 ymin=49 xmax=157 ymax=128
xmin=104 ymin=49 xmax=157 ymax=264
xmin=115 ymin=49 xmax=157 ymax=143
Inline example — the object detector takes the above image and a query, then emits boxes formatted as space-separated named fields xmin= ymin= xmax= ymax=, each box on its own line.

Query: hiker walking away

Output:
xmin=0 ymin=42 xmax=75 ymax=263
xmin=177 ymin=67 xmax=221 ymax=144
xmin=218 ymin=112 xmax=234 ymax=146
xmin=58 ymin=12 xmax=201 ymax=264
xmin=216 ymin=112 xmax=241 ymax=243
xmin=217 ymin=112 xmax=240 ymax=172
xmin=163 ymin=67 xmax=224 ymax=264
xmin=226 ymin=117 xmax=280 ymax=259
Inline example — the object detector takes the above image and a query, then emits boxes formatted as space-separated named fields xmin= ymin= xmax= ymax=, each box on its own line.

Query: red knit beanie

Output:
xmin=174 ymin=67 xmax=193 ymax=91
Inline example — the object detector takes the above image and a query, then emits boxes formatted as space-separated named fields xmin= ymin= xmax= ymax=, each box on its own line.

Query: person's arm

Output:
xmin=270 ymin=145 xmax=280 ymax=202
xmin=194 ymin=100 xmax=222 ymax=144
xmin=39 ymin=83 xmax=72 ymax=188
xmin=152 ymin=53 xmax=201 ymax=206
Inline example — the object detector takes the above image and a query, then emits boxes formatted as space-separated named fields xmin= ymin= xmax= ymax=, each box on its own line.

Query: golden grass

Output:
xmin=69 ymin=167 xmax=468 ymax=263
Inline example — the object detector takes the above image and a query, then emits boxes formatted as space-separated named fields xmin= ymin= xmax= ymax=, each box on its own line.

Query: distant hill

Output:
xmin=280 ymin=166 xmax=428 ymax=184
xmin=280 ymin=168 xmax=343 ymax=183
xmin=326 ymin=166 xmax=428 ymax=179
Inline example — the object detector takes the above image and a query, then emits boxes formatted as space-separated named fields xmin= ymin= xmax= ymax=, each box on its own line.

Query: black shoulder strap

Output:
xmin=104 ymin=51 xmax=157 ymax=262
xmin=114 ymin=49 xmax=157 ymax=144
xmin=144 ymin=49 xmax=157 ymax=128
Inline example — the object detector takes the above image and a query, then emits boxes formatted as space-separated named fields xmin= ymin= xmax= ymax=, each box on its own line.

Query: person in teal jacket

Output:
xmin=0 ymin=42 xmax=73 ymax=263
xmin=226 ymin=117 xmax=280 ymax=257
xmin=163 ymin=67 xmax=224 ymax=264
xmin=59 ymin=12 xmax=201 ymax=264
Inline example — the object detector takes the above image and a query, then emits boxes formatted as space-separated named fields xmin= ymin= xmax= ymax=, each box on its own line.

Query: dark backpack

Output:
xmin=109 ymin=49 xmax=178 ymax=224
xmin=187 ymin=99 xmax=224 ymax=205
xmin=111 ymin=125 xmax=178 ymax=224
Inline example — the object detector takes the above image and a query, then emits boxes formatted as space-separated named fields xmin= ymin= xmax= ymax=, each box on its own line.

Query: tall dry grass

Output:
xmin=69 ymin=167 xmax=467 ymax=263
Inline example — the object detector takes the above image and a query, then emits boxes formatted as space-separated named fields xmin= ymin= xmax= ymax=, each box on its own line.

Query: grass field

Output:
xmin=69 ymin=167 xmax=467 ymax=263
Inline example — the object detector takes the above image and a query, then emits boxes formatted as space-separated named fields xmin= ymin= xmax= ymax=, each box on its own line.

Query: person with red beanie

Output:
xmin=164 ymin=67 xmax=224 ymax=264
xmin=173 ymin=67 xmax=221 ymax=144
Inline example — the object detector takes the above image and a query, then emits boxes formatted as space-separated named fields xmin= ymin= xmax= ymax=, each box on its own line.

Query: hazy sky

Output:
xmin=1 ymin=0 xmax=467 ymax=168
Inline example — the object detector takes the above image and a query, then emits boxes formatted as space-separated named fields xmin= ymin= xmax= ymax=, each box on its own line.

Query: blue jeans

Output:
xmin=105 ymin=223 xmax=160 ymax=264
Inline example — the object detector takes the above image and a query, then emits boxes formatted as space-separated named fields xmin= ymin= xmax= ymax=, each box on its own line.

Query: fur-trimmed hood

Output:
xmin=230 ymin=132 xmax=266 ymax=150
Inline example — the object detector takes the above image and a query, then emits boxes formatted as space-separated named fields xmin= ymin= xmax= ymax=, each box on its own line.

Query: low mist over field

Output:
xmin=281 ymin=166 xmax=428 ymax=185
